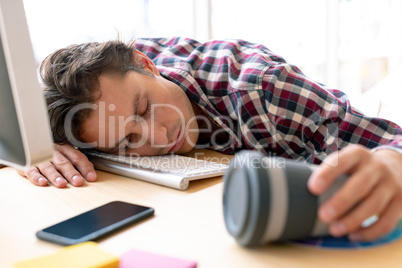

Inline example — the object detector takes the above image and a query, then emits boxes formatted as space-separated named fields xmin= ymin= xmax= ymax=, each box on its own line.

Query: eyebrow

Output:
xmin=106 ymin=92 xmax=141 ymax=153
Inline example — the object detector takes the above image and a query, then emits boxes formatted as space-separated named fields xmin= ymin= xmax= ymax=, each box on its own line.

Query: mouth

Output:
xmin=168 ymin=126 xmax=185 ymax=154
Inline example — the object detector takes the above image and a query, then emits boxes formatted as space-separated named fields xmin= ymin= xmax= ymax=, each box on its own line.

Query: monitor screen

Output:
xmin=0 ymin=33 xmax=26 ymax=165
xmin=0 ymin=0 xmax=53 ymax=168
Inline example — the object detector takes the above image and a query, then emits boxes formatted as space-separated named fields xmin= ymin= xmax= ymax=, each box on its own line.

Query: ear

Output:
xmin=134 ymin=50 xmax=160 ymax=76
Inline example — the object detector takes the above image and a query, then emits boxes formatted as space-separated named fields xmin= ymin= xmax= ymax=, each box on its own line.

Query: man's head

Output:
xmin=41 ymin=40 xmax=199 ymax=156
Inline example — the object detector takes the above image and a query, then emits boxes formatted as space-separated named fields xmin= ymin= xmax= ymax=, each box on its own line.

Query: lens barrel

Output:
xmin=223 ymin=150 xmax=346 ymax=247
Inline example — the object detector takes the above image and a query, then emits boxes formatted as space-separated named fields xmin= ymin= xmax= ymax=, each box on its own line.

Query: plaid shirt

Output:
xmin=135 ymin=37 xmax=402 ymax=164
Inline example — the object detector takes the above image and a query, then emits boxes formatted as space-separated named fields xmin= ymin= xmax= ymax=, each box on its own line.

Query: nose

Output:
xmin=127 ymin=116 xmax=176 ymax=155
xmin=149 ymin=122 xmax=170 ymax=148
xmin=131 ymin=121 xmax=170 ymax=148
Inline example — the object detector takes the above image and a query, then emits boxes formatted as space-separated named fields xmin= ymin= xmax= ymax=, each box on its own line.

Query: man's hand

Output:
xmin=308 ymin=144 xmax=402 ymax=241
xmin=16 ymin=144 xmax=97 ymax=188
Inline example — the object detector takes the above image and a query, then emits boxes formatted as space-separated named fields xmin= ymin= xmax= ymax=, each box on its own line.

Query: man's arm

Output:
xmin=16 ymin=144 xmax=97 ymax=188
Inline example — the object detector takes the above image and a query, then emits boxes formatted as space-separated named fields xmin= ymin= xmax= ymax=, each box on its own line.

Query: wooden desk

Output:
xmin=1 ymin=149 xmax=402 ymax=268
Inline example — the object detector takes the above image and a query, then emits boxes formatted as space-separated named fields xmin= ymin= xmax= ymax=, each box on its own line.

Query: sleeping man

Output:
xmin=18 ymin=37 xmax=402 ymax=242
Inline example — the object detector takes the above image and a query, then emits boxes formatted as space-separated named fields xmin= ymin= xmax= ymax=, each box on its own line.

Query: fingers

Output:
xmin=36 ymin=161 xmax=68 ymax=188
xmin=23 ymin=167 xmax=49 ymax=186
xmin=55 ymin=144 xmax=97 ymax=182
xmin=309 ymin=145 xmax=402 ymax=241
xmin=318 ymin=160 xmax=383 ymax=223
xmin=326 ymin=182 xmax=395 ymax=238
xmin=50 ymin=151 xmax=84 ymax=187
xmin=349 ymin=193 xmax=402 ymax=241
xmin=16 ymin=144 xmax=97 ymax=188
xmin=308 ymin=144 xmax=369 ymax=195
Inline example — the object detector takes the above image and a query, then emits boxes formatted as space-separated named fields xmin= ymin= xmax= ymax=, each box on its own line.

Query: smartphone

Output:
xmin=36 ymin=201 xmax=154 ymax=246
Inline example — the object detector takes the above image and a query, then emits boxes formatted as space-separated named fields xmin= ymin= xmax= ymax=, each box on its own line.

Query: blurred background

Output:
xmin=23 ymin=0 xmax=402 ymax=125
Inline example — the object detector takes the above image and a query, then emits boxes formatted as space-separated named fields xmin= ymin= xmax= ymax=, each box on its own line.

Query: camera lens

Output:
xmin=223 ymin=150 xmax=347 ymax=247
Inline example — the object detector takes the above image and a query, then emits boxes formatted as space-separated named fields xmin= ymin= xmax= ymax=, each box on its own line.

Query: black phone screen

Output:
xmin=36 ymin=201 xmax=154 ymax=245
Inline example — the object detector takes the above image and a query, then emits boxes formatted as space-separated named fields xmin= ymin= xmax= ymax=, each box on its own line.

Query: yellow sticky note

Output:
xmin=14 ymin=242 xmax=119 ymax=268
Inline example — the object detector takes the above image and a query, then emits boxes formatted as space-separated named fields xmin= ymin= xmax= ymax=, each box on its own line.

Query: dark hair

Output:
xmin=40 ymin=40 xmax=146 ymax=146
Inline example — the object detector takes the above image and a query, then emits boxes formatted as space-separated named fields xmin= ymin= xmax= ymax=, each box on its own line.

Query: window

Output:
xmin=24 ymin=0 xmax=402 ymax=123
xmin=23 ymin=0 xmax=196 ymax=62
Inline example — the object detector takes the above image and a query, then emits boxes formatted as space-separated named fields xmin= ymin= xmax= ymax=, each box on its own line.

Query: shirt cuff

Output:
xmin=372 ymin=145 xmax=402 ymax=156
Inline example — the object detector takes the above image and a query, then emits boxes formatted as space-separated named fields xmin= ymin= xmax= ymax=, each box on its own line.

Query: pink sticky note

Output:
xmin=119 ymin=249 xmax=197 ymax=268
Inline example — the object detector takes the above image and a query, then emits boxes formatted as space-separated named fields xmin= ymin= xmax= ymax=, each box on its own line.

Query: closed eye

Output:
xmin=141 ymin=99 xmax=151 ymax=117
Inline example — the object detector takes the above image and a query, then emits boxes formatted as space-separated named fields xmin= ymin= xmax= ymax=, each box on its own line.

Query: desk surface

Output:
xmin=1 ymin=149 xmax=402 ymax=268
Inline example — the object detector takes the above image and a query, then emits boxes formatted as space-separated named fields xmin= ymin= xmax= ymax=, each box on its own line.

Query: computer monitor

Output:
xmin=0 ymin=0 xmax=53 ymax=168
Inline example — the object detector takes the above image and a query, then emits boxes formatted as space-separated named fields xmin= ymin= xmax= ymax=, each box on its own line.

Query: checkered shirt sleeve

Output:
xmin=134 ymin=37 xmax=402 ymax=164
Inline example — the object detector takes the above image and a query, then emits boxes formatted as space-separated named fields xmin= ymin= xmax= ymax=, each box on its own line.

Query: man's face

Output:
xmin=79 ymin=70 xmax=199 ymax=156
